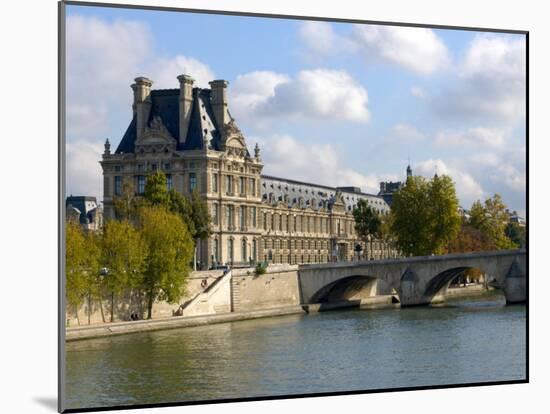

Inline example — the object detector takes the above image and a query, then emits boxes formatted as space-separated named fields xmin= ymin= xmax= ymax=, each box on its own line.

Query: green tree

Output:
xmin=427 ymin=174 xmax=461 ymax=254
xmin=66 ymin=221 xmax=88 ymax=309
xmin=468 ymin=194 xmax=517 ymax=249
xmin=142 ymin=171 xmax=212 ymax=270
xmin=138 ymin=206 xmax=194 ymax=319
xmin=352 ymin=199 xmax=381 ymax=259
xmin=113 ymin=181 xmax=143 ymax=221
xmin=390 ymin=175 xmax=431 ymax=256
xmin=390 ymin=174 xmax=460 ymax=256
xmin=65 ymin=222 xmax=101 ymax=324
xmin=189 ymin=190 xmax=212 ymax=269
xmin=143 ymin=170 xmax=170 ymax=206
xmin=505 ymin=222 xmax=526 ymax=248
xmin=167 ymin=189 xmax=195 ymax=236
xmin=100 ymin=220 xmax=148 ymax=322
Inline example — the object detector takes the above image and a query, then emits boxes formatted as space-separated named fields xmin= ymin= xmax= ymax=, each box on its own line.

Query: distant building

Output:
xmin=507 ymin=210 xmax=526 ymax=227
xmin=377 ymin=164 xmax=412 ymax=206
xmin=66 ymin=196 xmax=103 ymax=231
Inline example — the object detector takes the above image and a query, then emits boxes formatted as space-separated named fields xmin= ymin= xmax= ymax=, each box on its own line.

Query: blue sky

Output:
xmin=65 ymin=4 xmax=526 ymax=216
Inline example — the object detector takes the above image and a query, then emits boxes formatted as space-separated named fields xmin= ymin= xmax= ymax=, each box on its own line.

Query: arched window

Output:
xmin=252 ymin=239 xmax=257 ymax=261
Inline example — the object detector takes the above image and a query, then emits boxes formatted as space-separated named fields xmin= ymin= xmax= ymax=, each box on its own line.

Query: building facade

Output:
xmin=101 ymin=75 xmax=395 ymax=269
xmin=66 ymin=196 xmax=103 ymax=231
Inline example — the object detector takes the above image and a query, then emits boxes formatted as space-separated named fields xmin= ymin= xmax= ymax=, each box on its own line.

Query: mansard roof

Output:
xmin=115 ymin=87 xmax=223 ymax=154
xmin=261 ymin=175 xmax=390 ymax=213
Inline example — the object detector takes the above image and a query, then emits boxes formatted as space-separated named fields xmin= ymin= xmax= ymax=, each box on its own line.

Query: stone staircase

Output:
xmin=180 ymin=271 xmax=232 ymax=317
xmin=231 ymin=278 xmax=241 ymax=312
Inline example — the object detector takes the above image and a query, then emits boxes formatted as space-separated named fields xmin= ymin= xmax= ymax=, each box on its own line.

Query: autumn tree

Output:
xmin=390 ymin=174 xmax=460 ymax=256
xmin=100 ymin=220 xmax=148 ymax=322
xmin=352 ymin=199 xmax=381 ymax=259
xmin=468 ymin=194 xmax=517 ymax=249
xmin=138 ymin=206 xmax=194 ymax=319
xmin=446 ymin=224 xmax=496 ymax=253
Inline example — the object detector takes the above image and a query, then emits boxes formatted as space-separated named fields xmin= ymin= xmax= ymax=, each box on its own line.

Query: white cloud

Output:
xmin=67 ymin=15 xmax=153 ymax=104
xmin=435 ymin=127 xmax=505 ymax=148
xmin=388 ymin=123 xmax=425 ymax=143
xmin=66 ymin=140 xmax=104 ymax=201
xmin=148 ymin=55 xmax=215 ymax=89
xmin=470 ymin=152 xmax=500 ymax=166
xmin=66 ymin=15 xmax=215 ymax=199
xmin=256 ymin=134 xmax=391 ymax=194
xmin=410 ymin=86 xmax=426 ymax=98
xmin=298 ymin=21 xmax=356 ymax=58
xmin=231 ymin=69 xmax=370 ymax=125
xmin=351 ymin=25 xmax=450 ymax=75
xmin=66 ymin=15 xmax=216 ymax=141
xmin=298 ymin=22 xmax=450 ymax=75
xmin=413 ymin=159 xmax=484 ymax=207
xmin=432 ymin=34 xmax=526 ymax=124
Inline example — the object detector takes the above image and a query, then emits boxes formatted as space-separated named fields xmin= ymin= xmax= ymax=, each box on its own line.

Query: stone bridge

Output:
xmin=297 ymin=249 xmax=527 ymax=306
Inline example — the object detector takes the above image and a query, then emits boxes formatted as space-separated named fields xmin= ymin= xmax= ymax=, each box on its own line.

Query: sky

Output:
xmin=65 ymin=4 xmax=527 ymax=216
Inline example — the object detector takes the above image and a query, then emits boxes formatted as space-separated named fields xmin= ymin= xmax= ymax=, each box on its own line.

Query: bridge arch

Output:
xmin=423 ymin=266 xmax=490 ymax=302
xmin=309 ymin=275 xmax=378 ymax=304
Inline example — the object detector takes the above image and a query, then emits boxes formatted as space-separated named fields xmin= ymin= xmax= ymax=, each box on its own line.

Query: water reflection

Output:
xmin=66 ymin=292 xmax=526 ymax=410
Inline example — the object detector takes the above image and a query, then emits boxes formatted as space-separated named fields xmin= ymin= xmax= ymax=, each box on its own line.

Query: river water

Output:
xmin=65 ymin=291 xmax=526 ymax=410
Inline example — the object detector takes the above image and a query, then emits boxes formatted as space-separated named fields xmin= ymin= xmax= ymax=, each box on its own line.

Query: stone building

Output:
xmin=66 ymin=195 xmax=103 ymax=231
xmin=101 ymin=75 xmax=394 ymax=269
xmin=378 ymin=164 xmax=412 ymax=206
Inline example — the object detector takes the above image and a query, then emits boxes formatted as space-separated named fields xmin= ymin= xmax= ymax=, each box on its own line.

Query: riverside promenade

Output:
xmin=65 ymin=305 xmax=305 ymax=341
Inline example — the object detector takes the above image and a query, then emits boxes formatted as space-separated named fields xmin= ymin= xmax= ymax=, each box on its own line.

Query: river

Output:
xmin=65 ymin=291 xmax=526 ymax=410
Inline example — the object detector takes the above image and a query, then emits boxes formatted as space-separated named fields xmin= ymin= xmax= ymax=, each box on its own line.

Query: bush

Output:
xmin=255 ymin=261 xmax=268 ymax=276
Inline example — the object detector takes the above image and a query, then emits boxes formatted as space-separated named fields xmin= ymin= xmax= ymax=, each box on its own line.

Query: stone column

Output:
xmin=503 ymin=258 xmax=526 ymax=304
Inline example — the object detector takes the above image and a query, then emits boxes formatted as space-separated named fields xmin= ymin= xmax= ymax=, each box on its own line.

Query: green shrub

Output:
xmin=255 ymin=261 xmax=268 ymax=276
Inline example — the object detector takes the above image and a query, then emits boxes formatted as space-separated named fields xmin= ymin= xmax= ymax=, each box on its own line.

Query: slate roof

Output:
xmin=115 ymin=88 xmax=223 ymax=154
xmin=260 ymin=175 xmax=390 ymax=213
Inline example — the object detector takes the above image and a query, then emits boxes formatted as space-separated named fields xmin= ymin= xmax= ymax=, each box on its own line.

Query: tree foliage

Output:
xmin=505 ymin=222 xmax=526 ymax=248
xmin=468 ymin=194 xmax=517 ymax=249
xmin=101 ymin=220 xmax=148 ymax=321
xmin=137 ymin=206 xmax=194 ymax=319
xmin=352 ymin=199 xmax=381 ymax=258
xmin=113 ymin=181 xmax=144 ymax=221
xmin=65 ymin=222 xmax=101 ymax=323
xmin=189 ymin=189 xmax=212 ymax=240
xmin=143 ymin=170 xmax=170 ymax=206
xmin=390 ymin=175 xmax=461 ymax=256
xmin=446 ymin=224 xmax=496 ymax=253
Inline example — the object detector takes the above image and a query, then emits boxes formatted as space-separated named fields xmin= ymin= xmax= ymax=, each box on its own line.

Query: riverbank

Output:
xmin=66 ymin=285 xmax=493 ymax=341
xmin=65 ymin=305 xmax=305 ymax=341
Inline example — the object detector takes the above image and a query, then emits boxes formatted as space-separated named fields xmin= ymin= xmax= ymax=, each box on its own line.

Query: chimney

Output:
xmin=209 ymin=79 xmax=229 ymax=137
xmin=131 ymin=76 xmax=153 ymax=140
xmin=177 ymin=74 xmax=195 ymax=146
